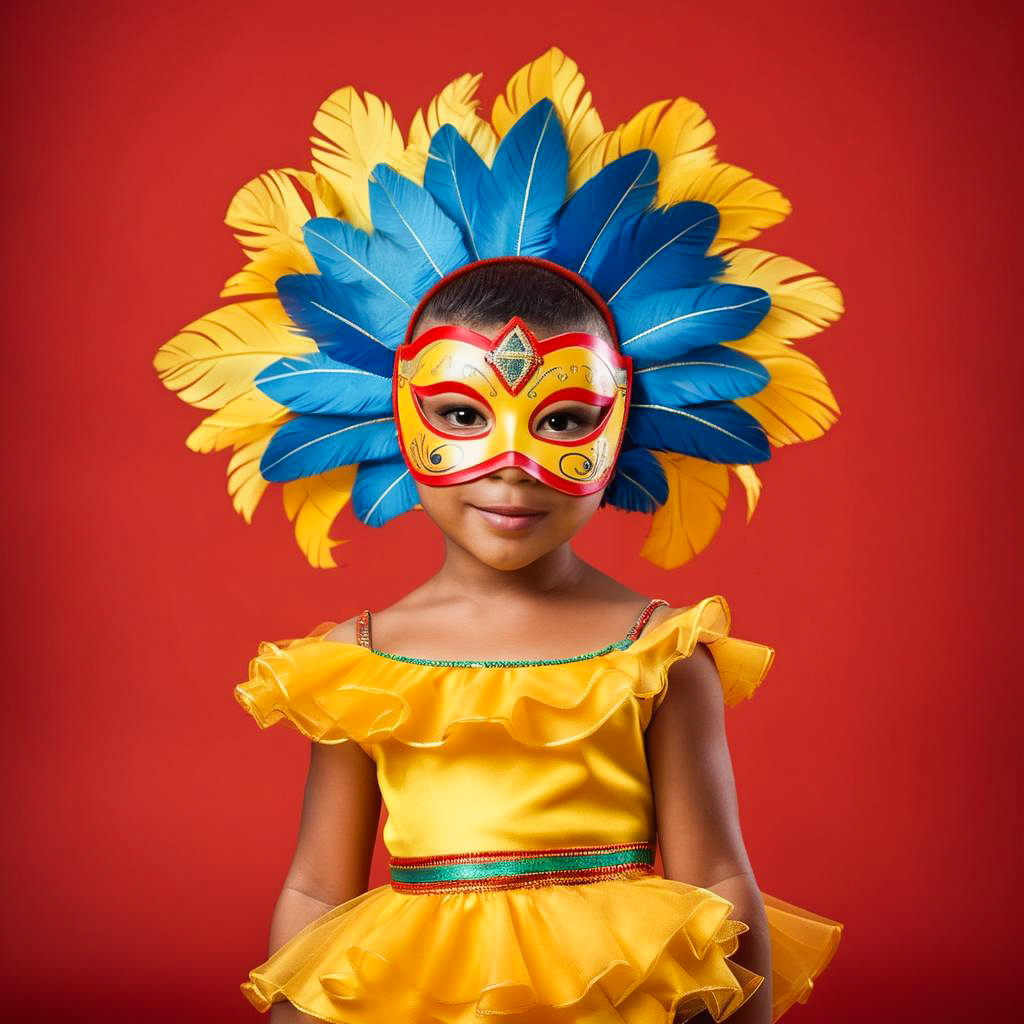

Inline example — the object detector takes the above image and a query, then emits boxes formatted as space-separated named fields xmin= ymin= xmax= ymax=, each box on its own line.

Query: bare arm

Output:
xmin=269 ymin=738 xmax=381 ymax=950
xmin=266 ymin=617 xmax=383 ymax=1023
xmin=645 ymin=643 xmax=772 ymax=1024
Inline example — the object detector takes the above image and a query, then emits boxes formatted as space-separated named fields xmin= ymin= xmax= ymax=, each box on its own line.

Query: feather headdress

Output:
xmin=153 ymin=48 xmax=843 ymax=569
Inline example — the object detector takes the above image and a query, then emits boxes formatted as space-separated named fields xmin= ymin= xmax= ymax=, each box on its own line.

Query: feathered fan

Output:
xmin=154 ymin=49 xmax=843 ymax=568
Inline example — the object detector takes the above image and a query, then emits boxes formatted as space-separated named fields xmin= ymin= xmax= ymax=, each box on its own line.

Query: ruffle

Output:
xmin=240 ymin=877 xmax=840 ymax=1023
xmin=233 ymin=595 xmax=775 ymax=749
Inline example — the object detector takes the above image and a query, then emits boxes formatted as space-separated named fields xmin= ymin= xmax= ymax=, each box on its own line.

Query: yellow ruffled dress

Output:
xmin=234 ymin=595 xmax=842 ymax=1023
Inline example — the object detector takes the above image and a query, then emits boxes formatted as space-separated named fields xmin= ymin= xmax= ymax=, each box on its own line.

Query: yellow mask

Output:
xmin=393 ymin=317 xmax=632 ymax=496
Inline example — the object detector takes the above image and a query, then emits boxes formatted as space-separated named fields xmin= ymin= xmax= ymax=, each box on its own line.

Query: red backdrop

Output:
xmin=3 ymin=2 xmax=1018 ymax=1021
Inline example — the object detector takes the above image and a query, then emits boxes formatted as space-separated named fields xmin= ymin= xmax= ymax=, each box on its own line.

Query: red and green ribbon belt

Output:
xmin=389 ymin=840 xmax=656 ymax=893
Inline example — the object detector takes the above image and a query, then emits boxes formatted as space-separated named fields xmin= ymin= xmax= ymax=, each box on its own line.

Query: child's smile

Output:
xmin=467 ymin=501 xmax=550 ymax=533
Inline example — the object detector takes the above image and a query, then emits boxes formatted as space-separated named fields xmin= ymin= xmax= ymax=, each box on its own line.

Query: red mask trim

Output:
xmin=401 ymin=323 xmax=495 ymax=360
xmin=532 ymin=386 xmax=617 ymax=411
xmin=418 ymin=450 xmax=611 ymax=496
xmin=399 ymin=322 xmax=628 ymax=374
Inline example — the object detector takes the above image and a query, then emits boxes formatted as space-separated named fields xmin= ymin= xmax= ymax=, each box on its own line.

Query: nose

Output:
xmin=486 ymin=464 xmax=536 ymax=486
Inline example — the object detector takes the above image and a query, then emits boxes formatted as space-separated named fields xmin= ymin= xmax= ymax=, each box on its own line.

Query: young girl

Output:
xmin=155 ymin=50 xmax=844 ymax=1023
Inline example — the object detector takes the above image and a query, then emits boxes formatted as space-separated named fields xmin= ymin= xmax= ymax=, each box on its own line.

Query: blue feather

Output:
xmin=604 ymin=447 xmax=668 ymax=512
xmin=631 ymin=345 xmax=770 ymax=406
xmin=625 ymin=401 xmax=770 ymax=464
xmin=476 ymin=99 xmax=568 ymax=257
xmin=615 ymin=284 xmax=771 ymax=366
xmin=424 ymin=125 xmax=491 ymax=261
xmin=254 ymin=353 xmax=394 ymax=416
xmin=276 ymin=273 xmax=401 ymax=375
xmin=302 ymin=217 xmax=422 ymax=311
xmin=547 ymin=150 xmax=658 ymax=274
xmin=368 ymin=165 xmax=470 ymax=281
xmin=591 ymin=202 xmax=722 ymax=302
xmin=259 ymin=413 xmax=400 ymax=482
xmin=352 ymin=457 xmax=419 ymax=527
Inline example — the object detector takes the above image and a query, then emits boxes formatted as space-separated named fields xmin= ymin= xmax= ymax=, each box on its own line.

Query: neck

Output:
xmin=431 ymin=537 xmax=589 ymax=604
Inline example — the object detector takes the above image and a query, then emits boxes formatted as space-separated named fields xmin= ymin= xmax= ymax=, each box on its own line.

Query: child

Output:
xmin=155 ymin=50 xmax=844 ymax=1023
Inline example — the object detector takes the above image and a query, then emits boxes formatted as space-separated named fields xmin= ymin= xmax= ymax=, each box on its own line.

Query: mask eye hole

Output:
xmin=414 ymin=390 xmax=493 ymax=437
xmin=531 ymin=399 xmax=610 ymax=441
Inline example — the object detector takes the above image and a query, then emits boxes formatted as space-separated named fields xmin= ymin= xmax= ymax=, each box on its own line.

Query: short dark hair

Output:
xmin=413 ymin=261 xmax=613 ymax=342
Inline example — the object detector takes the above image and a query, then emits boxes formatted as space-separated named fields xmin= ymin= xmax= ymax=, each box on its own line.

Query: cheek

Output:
xmin=561 ymin=491 xmax=604 ymax=527
xmin=413 ymin=481 xmax=460 ymax=521
xmin=528 ymin=490 xmax=604 ymax=537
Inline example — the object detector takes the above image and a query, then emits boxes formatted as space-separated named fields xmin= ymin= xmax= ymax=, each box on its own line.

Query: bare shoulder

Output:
xmin=641 ymin=598 xmax=725 ymax=729
xmin=653 ymin=643 xmax=724 ymax=726
xmin=322 ymin=614 xmax=361 ymax=645
xmin=324 ymin=593 xmax=428 ymax=651
xmin=641 ymin=597 xmax=700 ymax=634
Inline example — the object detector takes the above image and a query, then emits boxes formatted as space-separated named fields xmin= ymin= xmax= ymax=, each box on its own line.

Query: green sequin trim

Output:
xmin=390 ymin=846 xmax=654 ymax=884
xmin=367 ymin=635 xmax=635 ymax=669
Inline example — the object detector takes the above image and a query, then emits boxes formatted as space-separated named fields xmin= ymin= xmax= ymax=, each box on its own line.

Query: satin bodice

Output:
xmin=235 ymin=594 xmax=776 ymax=858
xmin=371 ymin=687 xmax=657 ymax=856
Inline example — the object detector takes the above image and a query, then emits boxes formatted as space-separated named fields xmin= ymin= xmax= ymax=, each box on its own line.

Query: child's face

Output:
xmin=408 ymin=316 xmax=613 ymax=571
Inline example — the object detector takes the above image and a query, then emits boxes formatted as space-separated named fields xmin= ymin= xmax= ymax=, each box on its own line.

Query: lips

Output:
xmin=470 ymin=503 xmax=548 ymax=532
xmin=475 ymin=504 xmax=545 ymax=516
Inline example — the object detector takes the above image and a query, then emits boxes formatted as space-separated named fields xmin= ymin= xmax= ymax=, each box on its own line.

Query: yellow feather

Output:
xmin=400 ymin=73 xmax=498 ymax=183
xmin=621 ymin=98 xmax=715 ymax=159
xmin=658 ymin=160 xmax=791 ymax=252
xmin=491 ymin=47 xmax=604 ymax=189
xmin=639 ymin=453 xmax=731 ymax=569
xmin=282 ymin=466 xmax=358 ymax=569
xmin=220 ymin=253 xmax=301 ymax=299
xmin=219 ymin=168 xmax=318 ymax=298
xmin=153 ymin=299 xmax=315 ymax=412
xmin=220 ymin=171 xmax=342 ymax=297
xmin=717 ymin=248 xmax=843 ymax=444
xmin=728 ymin=331 xmax=841 ymax=445
xmin=186 ymin=392 xmax=291 ymax=454
xmin=226 ymin=430 xmax=276 ymax=523
xmin=730 ymin=464 xmax=762 ymax=522
xmin=718 ymin=247 xmax=845 ymax=342
xmin=598 ymin=99 xmax=720 ymax=176
xmin=567 ymin=132 xmax=616 ymax=191
xmin=225 ymin=168 xmax=315 ymax=260
xmin=579 ymin=98 xmax=718 ymax=189
xmin=289 ymin=170 xmax=344 ymax=217
xmin=311 ymin=87 xmax=407 ymax=231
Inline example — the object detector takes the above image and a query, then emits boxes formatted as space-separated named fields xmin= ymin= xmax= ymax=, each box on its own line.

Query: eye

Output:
xmin=415 ymin=391 xmax=492 ymax=435
xmin=540 ymin=411 xmax=582 ymax=432
xmin=532 ymin=402 xmax=606 ymax=439
xmin=440 ymin=405 xmax=486 ymax=429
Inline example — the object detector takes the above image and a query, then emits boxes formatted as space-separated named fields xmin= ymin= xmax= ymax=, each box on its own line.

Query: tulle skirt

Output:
xmin=241 ymin=874 xmax=841 ymax=1023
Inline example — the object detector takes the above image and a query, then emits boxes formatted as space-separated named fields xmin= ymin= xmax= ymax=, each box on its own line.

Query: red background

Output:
xmin=3 ymin=1 xmax=1019 ymax=1021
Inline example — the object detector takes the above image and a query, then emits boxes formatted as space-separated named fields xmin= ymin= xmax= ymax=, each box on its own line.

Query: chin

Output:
xmin=467 ymin=536 xmax=555 ymax=572
xmin=484 ymin=550 xmax=547 ymax=572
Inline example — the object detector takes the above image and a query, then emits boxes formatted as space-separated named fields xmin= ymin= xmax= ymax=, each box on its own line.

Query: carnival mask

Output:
xmin=393 ymin=317 xmax=632 ymax=496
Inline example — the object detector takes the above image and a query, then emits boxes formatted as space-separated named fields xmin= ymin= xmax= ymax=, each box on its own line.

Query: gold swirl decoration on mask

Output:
xmin=409 ymin=433 xmax=465 ymax=474
xmin=559 ymin=439 xmax=609 ymax=482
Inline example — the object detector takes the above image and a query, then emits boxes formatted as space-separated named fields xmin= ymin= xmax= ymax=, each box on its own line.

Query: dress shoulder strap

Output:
xmin=355 ymin=609 xmax=373 ymax=650
xmin=622 ymin=598 xmax=670 ymax=645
